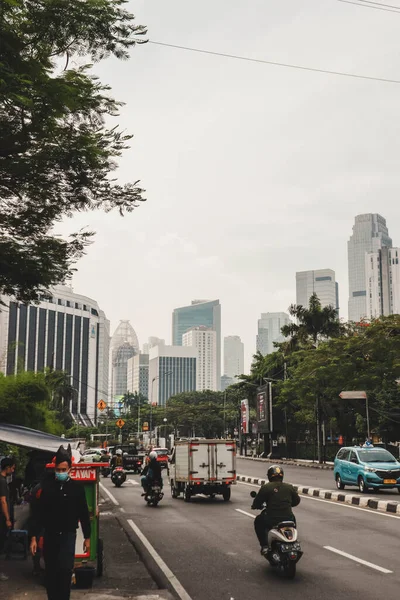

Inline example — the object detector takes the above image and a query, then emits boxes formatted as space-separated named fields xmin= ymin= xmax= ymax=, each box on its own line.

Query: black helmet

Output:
xmin=267 ymin=465 xmax=284 ymax=481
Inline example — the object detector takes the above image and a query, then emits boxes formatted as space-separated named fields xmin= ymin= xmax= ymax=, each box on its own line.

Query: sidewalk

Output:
xmin=4 ymin=514 xmax=172 ymax=600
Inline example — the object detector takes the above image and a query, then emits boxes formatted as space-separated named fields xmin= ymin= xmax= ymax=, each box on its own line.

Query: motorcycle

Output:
xmin=145 ymin=482 xmax=164 ymax=507
xmin=111 ymin=467 xmax=126 ymax=487
xmin=250 ymin=491 xmax=303 ymax=579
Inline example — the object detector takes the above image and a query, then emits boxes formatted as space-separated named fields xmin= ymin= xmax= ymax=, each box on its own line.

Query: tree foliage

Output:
xmin=0 ymin=0 xmax=147 ymax=302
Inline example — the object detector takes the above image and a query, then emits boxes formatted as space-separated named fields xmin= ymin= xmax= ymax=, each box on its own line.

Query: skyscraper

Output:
xmin=223 ymin=335 xmax=244 ymax=380
xmin=0 ymin=285 xmax=110 ymax=425
xmin=296 ymin=269 xmax=339 ymax=313
xmin=142 ymin=336 xmax=165 ymax=355
xmin=110 ymin=320 xmax=139 ymax=400
xmin=148 ymin=345 xmax=197 ymax=406
xmin=183 ymin=326 xmax=217 ymax=391
xmin=172 ymin=299 xmax=221 ymax=389
xmin=365 ymin=247 xmax=400 ymax=318
xmin=348 ymin=214 xmax=392 ymax=322
xmin=127 ymin=353 xmax=149 ymax=399
xmin=256 ymin=312 xmax=290 ymax=356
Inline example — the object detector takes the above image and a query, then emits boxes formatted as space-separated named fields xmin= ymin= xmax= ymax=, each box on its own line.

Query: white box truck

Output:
xmin=169 ymin=439 xmax=236 ymax=502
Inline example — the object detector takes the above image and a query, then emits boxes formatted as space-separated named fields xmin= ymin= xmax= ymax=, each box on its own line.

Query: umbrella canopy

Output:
xmin=0 ymin=423 xmax=81 ymax=459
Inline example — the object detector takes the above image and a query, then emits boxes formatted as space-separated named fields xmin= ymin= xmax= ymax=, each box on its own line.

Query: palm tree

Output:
xmin=44 ymin=370 xmax=76 ymax=427
xmin=281 ymin=293 xmax=344 ymax=349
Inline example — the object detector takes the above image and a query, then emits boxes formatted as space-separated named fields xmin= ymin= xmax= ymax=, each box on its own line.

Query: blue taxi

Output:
xmin=334 ymin=446 xmax=400 ymax=494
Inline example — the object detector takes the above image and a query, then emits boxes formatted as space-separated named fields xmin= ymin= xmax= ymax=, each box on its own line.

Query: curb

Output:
xmin=237 ymin=475 xmax=400 ymax=515
xmin=237 ymin=455 xmax=334 ymax=470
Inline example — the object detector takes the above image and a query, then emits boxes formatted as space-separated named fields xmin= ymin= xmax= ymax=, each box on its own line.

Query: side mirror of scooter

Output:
xmin=250 ymin=491 xmax=257 ymax=498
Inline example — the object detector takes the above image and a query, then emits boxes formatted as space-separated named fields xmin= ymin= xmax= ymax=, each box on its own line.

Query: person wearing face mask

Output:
xmin=29 ymin=445 xmax=91 ymax=600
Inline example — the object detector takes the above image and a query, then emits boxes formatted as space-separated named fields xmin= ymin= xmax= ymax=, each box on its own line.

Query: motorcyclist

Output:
xmin=110 ymin=449 xmax=124 ymax=471
xmin=141 ymin=451 xmax=162 ymax=496
xmin=251 ymin=465 xmax=300 ymax=556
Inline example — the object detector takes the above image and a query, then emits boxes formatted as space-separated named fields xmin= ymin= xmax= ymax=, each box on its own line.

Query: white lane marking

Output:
xmin=235 ymin=509 xmax=255 ymax=519
xmin=324 ymin=546 xmax=393 ymax=574
xmin=237 ymin=481 xmax=400 ymax=519
xmin=127 ymin=519 xmax=193 ymax=600
xmin=127 ymin=479 xmax=139 ymax=486
xmin=120 ymin=507 xmax=126 ymax=513
xmin=99 ymin=482 xmax=119 ymax=506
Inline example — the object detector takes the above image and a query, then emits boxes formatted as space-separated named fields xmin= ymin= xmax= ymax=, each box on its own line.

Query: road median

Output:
xmin=237 ymin=474 xmax=400 ymax=515
xmin=237 ymin=455 xmax=334 ymax=470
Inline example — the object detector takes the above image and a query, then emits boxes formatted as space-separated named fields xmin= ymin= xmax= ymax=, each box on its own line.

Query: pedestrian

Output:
xmin=0 ymin=457 xmax=16 ymax=582
xmin=30 ymin=445 xmax=91 ymax=600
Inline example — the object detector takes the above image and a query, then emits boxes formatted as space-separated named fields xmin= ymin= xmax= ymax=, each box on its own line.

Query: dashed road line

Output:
xmin=324 ymin=546 xmax=393 ymax=574
xmin=99 ymin=482 xmax=119 ymax=506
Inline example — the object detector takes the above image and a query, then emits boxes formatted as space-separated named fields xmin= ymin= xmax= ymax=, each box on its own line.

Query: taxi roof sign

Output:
xmin=116 ymin=419 xmax=125 ymax=429
xmin=97 ymin=399 xmax=107 ymax=411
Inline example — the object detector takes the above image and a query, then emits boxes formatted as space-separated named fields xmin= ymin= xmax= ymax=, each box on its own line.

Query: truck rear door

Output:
xmin=189 ymin=442 xmax=210 ymax=482
xmin=215 ymin=441 xmax=236 ymax=483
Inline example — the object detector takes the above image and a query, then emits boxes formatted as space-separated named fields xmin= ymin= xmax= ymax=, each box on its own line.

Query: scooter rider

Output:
xmin=252 ymin=465 xmax=300 ymax=556
xmin=141 ymin=451 xmax=162 ymax=496
xmin=110 ymin=449 xmax=124 ymax=471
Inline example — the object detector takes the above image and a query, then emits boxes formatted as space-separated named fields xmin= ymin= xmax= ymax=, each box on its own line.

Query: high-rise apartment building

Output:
xmin=296 ymin=269 xmax=339 ymax=313
xmin=148 ymin=345 xmax=197 ymax=406
xmin=172 ymin=299 xmax=221 ymax=389
xmin=127 ymin=353 xmax=149 ymax=399
xmin=256 ymin=312 xmax=290 ymax=356
xmin=365 ymin=247 xmax=400 ymax=318
xmin=183 ymin=326 xmax=217 ymax=391
xmin=223 ymin=335 xmax=244 ymax=380
xmin=142 ymin=337 xmax=165 ymax=355
xmin=348 ymin=214 xmax=392 ymax=322
xmin=110 ymin=320 xmax=139 ymax=400
xmin=0 ymin=285 xmax=110 ymax=425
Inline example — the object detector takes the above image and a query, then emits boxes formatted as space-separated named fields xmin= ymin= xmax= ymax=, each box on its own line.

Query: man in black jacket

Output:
xmin=30 ymin=445 xmax=91 ymax=600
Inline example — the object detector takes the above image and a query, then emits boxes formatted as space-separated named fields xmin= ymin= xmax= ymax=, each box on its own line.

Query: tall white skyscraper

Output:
xmin=256 ymin=312 xmax=290 ymax=356
xmin=224 ymin=336 xmax=244 ymax=380
xmin=127 ymin=353 xmax=149 ymax=399
xmin=183 ymin=326 xmax=217 ymax=391
xmin=296 ymin=269 xmax=339 ymax=313
xmin=348 ymin=214 xmax=392 ymax=322
xmin=172 ymin=299 xmax=221 ymax=389
xmin=365 ymin=247 xmax=400 ymax=318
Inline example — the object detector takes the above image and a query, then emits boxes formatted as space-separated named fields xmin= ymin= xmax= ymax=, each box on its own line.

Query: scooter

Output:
xmin=111 ymin=467 xmax=126 ymax=487
xmin=250 ymin=491 xmax=303 ymax=579
xmin=145 ymin=482 xmax=164 ymax=507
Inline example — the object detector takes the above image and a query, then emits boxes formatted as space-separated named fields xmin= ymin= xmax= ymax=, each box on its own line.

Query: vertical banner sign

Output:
xmin=257 ymin=391 xmax=267 ymax=422
xmin=241 ymin=399 xmax=249 ymax=435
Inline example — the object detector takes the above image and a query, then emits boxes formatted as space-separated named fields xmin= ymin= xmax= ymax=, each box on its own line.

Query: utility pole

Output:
xmin=316 ymin=396 xmax=322 ymax=464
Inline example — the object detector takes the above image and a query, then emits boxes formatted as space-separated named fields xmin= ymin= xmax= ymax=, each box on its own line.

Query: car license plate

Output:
xmin=384 ymin=479 xmax=396 ymax=484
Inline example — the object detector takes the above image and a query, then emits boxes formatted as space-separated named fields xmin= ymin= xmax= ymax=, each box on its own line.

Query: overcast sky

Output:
xmin=57 ymin=0 xmax=400 ymax=370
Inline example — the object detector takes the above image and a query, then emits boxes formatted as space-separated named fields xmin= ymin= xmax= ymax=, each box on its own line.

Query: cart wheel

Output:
xmin=97 ymin=538 xmax=104 ymax=577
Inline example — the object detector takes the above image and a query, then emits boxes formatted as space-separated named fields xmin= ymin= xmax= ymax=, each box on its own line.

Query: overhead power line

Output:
xmin=148 ymin=40 xmax=400 ymax=85
xmin=359 ymin=0 xmax=400 ymax=9
xmin=337 ymin=0 xmax=400 ymax=13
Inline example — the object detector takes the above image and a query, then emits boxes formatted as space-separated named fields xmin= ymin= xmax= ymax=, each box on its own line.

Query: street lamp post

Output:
xmin=150 ymin=371 xmax=172 ymax=446
xmin=163 ymin=417 xmax=168 ymax=446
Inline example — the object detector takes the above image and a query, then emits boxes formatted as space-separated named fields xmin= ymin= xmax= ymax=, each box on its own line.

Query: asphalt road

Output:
xmin=100 ymin=471 xmax=400 ymax=600
xmin=238 ymin=457 xmax=400 ymax=497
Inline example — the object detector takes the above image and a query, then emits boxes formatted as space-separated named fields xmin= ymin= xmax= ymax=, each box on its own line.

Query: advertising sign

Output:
xmin=257 ymin=391 xmax=267 ymax=422
xmin=241 ymin=399 xmax=249 ymax=435
xmin=257 ymin=385 xmax=271 ymax=434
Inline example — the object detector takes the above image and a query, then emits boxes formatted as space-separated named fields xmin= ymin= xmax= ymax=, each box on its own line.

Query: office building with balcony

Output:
xmin=183 ymin=326 xmax=217 ymax=391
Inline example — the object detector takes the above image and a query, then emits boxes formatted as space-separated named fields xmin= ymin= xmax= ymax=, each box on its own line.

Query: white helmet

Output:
xmin=116 ymin=449 xmax=123 ymax=456
xmin=149 ymin=451 xmax=157 ymax=460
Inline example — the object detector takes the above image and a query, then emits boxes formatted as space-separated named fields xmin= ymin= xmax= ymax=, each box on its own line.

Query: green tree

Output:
xmin=281 ymin=293 xmax=344 ymax=349
xmin=44 ymin=369 xmax=76 ymax=428
xmin=0 ymin=0 xmax=146 ymax=303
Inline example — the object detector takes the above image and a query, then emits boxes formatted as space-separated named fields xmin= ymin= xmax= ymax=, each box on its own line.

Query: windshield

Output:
xmin=358 ymin=449 xmax=397 ymax=463
xmin=156 ymin=449 xmax=168 ymax=455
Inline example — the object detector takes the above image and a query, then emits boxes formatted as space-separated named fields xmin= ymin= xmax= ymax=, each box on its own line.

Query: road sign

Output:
xmin=339 ymin=391 xmax=367 ymax=400
xmin=97 ymin=399 xmax=107 ymax=412
xmin=115 ymin=419 xmax=125 ymax=429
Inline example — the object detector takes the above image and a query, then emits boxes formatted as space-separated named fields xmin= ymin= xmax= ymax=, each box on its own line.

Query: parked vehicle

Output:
xmin=169 ymin=439 xmax=236 ymax=502
xmin=144 ymin=482 xmax=164 ymax=507
xmin=111 ymin=467 xmax=126 ymax=487
xmin=152 ymin=447 xmax=169 ymax=469
xmin=334 ymin=446 xmax=400 ymax=493
xmin=250 ymin=491 xmax=302 ymax=579
xmin=81 ymin=448 xmax=103 ymax=463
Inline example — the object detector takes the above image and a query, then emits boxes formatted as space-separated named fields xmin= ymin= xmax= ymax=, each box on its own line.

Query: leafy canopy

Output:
xmin=0 ymin=0 xmax=147 ymax=302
